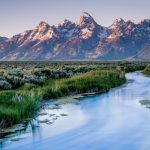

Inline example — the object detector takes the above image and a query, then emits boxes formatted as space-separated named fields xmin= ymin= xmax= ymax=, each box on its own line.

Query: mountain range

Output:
xmin=0 ymin=12 xmax=150 ymax=60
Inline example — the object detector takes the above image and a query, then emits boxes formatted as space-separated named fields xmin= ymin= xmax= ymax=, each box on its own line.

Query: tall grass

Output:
xmin=0 ymin=92 xmax=40 ymax=128
xmin=39 ymin=69 xmax=126 ymax=99
xmin=0 ymin=69 xmax=126 ymax=128
xmin=143 ymin=65 xmax=150 ymax=75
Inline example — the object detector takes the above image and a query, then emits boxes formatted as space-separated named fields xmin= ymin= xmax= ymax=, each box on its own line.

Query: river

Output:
xmin=1 ymin=71 xmax=150 ymax=150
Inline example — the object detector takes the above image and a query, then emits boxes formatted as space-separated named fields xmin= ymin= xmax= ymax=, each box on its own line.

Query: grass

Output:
xmin=143 ymin=65 xmax=150 ymax=75
xmin=0 ymin=92 xmax=40 ymax=128
xmin=40 ymin=69 xmax=126 ymax=99
xmin=0 ymin=61 xmax=148 ymax=90
xmin=0 ymin=69 xmax=126 ymax=129
xmin=0 ymin=61 xmax=148 ymax=129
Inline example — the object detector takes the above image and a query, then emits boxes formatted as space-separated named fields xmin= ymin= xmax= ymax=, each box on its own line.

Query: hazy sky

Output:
xmin=0 ymin=0 xmax=150 ymax=37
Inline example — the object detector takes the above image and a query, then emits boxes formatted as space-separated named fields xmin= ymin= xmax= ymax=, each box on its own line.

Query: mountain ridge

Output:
xmin=0 ymin=12 xmax=150 ymax=60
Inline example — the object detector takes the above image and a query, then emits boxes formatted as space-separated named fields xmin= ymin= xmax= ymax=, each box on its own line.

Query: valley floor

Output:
xmin=0 ymin=61 xmax=148 ymax=130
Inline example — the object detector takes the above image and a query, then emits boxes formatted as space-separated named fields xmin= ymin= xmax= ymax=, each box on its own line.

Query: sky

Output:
xmin=0 ymin=0 xmax=150 ymax=37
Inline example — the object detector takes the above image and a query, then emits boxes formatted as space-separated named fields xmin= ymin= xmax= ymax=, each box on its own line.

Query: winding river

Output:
xmin=1 ymin=71 xmax=150 ymax=150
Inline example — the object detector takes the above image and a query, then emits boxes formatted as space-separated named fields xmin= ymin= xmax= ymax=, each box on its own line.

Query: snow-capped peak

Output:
xmin=1 ymin=12 xmax=150 ymax=61
xmin=114 ymin=18 xmax=125 ymax=24
xmin=110 ymin=18 xmax=125 ymax=29
xmin=36 ymin=21 xmax=50 ymax=31
xmin=77 ymin=12 xmax=96 ymax=26
xmin=57 ymin=19 xmax=73 ymax=27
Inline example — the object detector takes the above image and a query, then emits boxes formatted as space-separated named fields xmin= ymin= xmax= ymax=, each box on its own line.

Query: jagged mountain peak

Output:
xmin=125 ymin=20 xmax=135 ymax=28
xmin=110 ymin=18 xmax=126 ymax=29
xmin=0 ymin=13 xmax=150 ymax=61
xmin=115 ymin=18 xmax=125 ymax=22
xmin=36 ymin=21 xmax=50 ymax=32
xmin=77 ymin=12 xmax=96 ymax=26
xmin=57 ymin=19 xmax=74 ymax=28
xmin=60 ymin=19 xmax=71 ymax=25
xmin=81 ymin=12 xmax=92 ymax=18
xmin=38 ymin=21 xmax=50 ymax=27
xmin=140 ymin=19 xmax=150 ymax=25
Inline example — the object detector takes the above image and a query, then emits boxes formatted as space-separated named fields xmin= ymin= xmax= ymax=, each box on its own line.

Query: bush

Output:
xmin=0 ymin=80 xmax=12 ymax=90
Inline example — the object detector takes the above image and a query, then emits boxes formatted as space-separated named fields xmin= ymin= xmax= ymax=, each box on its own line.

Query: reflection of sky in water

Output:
xmin=1 ymin=72 xmax=150 ymax=150
xmin=0 ymin=103 xmax=88 ymax=149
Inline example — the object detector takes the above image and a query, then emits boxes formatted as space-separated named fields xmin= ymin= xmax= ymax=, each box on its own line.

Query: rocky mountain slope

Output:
xmin=135 ymin=45 xmax=150 ymax=60
xmin=0 ymin=37 xmax=7 ymax=42
xmin=0 ymin=12 xmax=150 ymax=60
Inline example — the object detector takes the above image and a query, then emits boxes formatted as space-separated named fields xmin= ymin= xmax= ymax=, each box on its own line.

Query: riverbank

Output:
xmin=143 ymin=64 xmax=150 ymax=75
xmin=2 ymin=71 xmax=150 ymax=150
xmin=0 ymin=69 xmax=126 ymax=129
xmin=139 ymin=64 xmax=150 ymax=109
xmin=139 ymin=100 xmax=150 ymax=109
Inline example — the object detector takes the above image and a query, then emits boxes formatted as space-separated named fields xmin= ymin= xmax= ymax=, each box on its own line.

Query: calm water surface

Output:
xmin=1 ymin=72 xmax=150 ymax=150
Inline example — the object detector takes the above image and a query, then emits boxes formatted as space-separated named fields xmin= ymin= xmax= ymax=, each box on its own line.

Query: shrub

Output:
xmin=0 ymin=80 xmax=12 ymax=90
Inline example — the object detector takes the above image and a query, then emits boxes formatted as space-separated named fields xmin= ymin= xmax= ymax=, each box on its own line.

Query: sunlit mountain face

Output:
xmin=0 ymin=12 xmax=150 ymax=60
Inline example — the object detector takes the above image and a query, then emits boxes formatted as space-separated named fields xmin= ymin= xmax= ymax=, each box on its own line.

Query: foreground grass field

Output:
xmin=0 ymin=61 xmax=149 ymax=129
xmin=0 ymin=92 xmax=39 ymax=128
xmin=0 ymin=69 xmax=126 ymax=128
